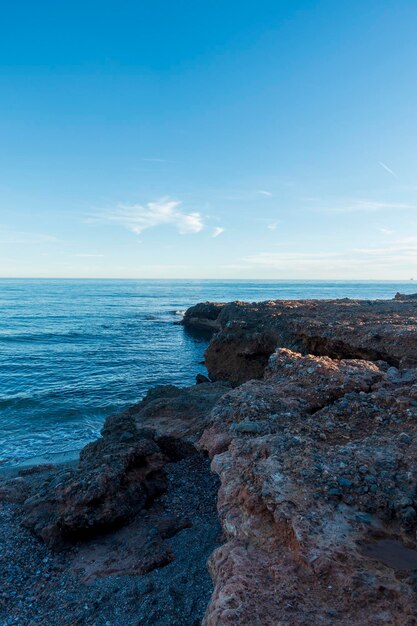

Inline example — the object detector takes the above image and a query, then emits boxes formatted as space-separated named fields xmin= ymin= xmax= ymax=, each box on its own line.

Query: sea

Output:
xmin=1 ymin=279 xmax=416 ymax=468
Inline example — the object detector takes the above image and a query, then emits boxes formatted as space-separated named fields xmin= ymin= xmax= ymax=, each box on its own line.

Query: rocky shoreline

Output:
xmin=2 ymin=294 xmax=417 ymax=624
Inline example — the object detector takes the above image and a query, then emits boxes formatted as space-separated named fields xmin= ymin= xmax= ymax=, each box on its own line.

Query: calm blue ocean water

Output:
xmin=1 ymin=279 xmax=416 ymax=467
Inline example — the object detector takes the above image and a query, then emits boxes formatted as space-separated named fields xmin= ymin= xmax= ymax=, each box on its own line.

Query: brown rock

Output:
xmin=21 ymin=426 xmax=167 ymax=548
xmin=7 ymin=295 xmax=417 ymax=623
xmin=181 ymin=302 xmax=225 ymax=335
xmin=394 ymin=292 xmax=417 ymax=300
xmin=112 ymin=381 xmax=230 ymax=449
xmin=183 ymin=298 xmax=417 ymax=384
xmin=200 ymin=348 xmax=417 ymax=625
xmin=16 ymin=382 xmax=229 ymax=550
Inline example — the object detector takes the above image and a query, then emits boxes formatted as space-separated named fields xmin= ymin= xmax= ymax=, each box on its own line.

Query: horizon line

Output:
xmin=0 ymin=277 xmax=415 ymax=283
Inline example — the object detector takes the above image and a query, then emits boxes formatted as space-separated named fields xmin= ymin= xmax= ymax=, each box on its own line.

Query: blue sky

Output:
xmin=1 ymin=0 xmax=417 ymax=278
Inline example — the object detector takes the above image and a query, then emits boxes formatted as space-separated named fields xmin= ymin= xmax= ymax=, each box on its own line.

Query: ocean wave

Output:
xmin=0 ymin=330 xmax=95 ymax=343
xmin=0 ymin=396 xmax=34 ymax=410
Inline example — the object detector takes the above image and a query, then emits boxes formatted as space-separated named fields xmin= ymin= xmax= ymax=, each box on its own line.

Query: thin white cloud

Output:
xmin=352 ymin=241 xmax=417 ymax=263
xmin=378 ymin=161 xmax=398 ymax=178
xmin=0 ymin=230 xmax=60 ymax=244
xmin=379 ymin=227 xmax=394 ymax=235
xmin=267 ymin=222 xmax=278 ymax=230
xmin=74 ymin=253 xmax=105 ymax=258
xmin=100 ymin=198 xmax=204 ymax=236
xmin=211 ymin=227 xmax=225 ymax=238
xmin=326 ymin=199 xmax=417 ymax=213
xmin=246 ymin=251 xmax=342 ymax=269
xmin=142 ymin=158 xmax=167 ymax=163
xmin=258 ymin=190 xmax=273 ymax=197
xmin=246 ymin=240 xmax=417 ymax=274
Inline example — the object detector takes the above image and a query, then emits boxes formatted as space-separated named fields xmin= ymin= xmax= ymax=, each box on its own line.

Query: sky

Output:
xmin=1 ymin=0 xmax=417 ymax=279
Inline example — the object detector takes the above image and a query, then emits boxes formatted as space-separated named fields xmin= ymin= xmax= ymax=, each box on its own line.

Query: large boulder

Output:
xmin=21 ymin=422 xmax=167 ymax=548
xmin=181 ymin=302 xmax=225 ymax=335
xmin=199 ymin=349 xmax=417 ymax=625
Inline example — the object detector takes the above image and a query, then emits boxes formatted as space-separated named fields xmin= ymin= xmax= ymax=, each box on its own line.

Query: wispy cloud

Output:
xmin=74 ymin=253 xmax=105 ymax=258
xmin=0 ymin=230 xmax=60 ymax=245
xmin=326 ymin=199 xmax=417 ymax=213
xmin=352 ymin=240 xmax=417 ymax=263
xmin=99 ymin=198 xmax=204 ymax=236
xmin=267 ymin=222 xmax=278 ymax=230
xmin=258 ymin=190 xmax=272 ymax=197
xmin=378 ymin=161 xmax=398 ymax=178
xmin=211 ymin=227 xmax=225 ymax=238
xmin=246 ymin=251 xmax=342 ymax=269
xmin=142 ymin=158 xmax=167 ymax=163
xmin=246 ymin=239 xmax=417 ymax=274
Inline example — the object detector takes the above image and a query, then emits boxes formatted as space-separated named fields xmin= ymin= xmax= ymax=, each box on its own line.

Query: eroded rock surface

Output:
xmin=199 ymin=348 xmax=417 ymax=625
xmin=0 ymin=454 xmax=221 ymax=626
xmin=4 ymin=295 xmax=417 ymax=625
xmin=183 ymin=298 xmax=417 ymax=384
xmin=110 ymin=381 xmax=230 ymax=452
xmin=21 ymin=425 xmax=167 ymax=548
xmin=0 ymin=383 xmax=225 ymax=625
xmin=181 ymin=302 xmax=225 ymax=335
xmin=3 ymin=382 xmax=227 ymax=550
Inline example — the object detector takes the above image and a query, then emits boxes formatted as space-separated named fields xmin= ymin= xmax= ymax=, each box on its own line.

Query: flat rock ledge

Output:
xmin=2 ymin=294 xmax=417 ymax=625
xmin=183 ymin=296 xmax=417 ymax=383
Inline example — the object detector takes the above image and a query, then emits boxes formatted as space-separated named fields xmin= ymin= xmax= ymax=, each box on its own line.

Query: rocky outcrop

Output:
xmin=199 ymin=349 xmax=417 ymax=625
xmin=181 ymin=302 xmax=225 ymax=335
xmin=395 ymin=292 xmax=417 ymax=300
xmin=4 ymin=295 xmax=417 ymax=624
xmin=0 ymin=448 xmax=221 ymax=626
xmin=21 ymin=424 xmax=167 ymax=548
xmin=112 ymin=381 xmax=230 ymax=450
xmin=183 ymin=298 xmax=417 ymax=384
xmin=1 ymin=380 xmax=226 ymax=623
xmin=16 ymin=382 xmax=228 ymax=549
